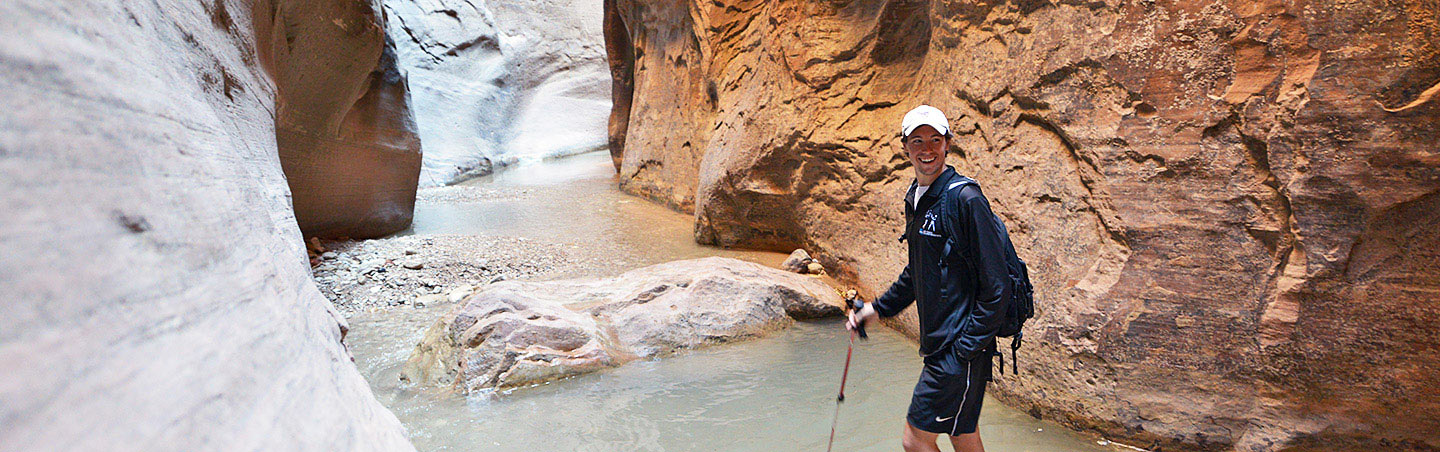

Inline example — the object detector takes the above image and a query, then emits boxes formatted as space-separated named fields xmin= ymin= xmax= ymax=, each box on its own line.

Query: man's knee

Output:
xmin=902 ymin=422 xmax=939 ymax=452
xmin=901 ymin=434 xmax=927 ymax=452
xmin=949 ymin=431 xmax=984 ymax=452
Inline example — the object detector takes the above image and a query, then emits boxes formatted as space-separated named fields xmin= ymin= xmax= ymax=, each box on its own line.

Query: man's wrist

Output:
xmin=866 ymin=300 xmax=885 ymax=318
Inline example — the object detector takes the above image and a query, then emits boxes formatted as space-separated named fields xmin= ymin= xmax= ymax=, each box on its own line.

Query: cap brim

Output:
xmin=902 ymin=123 xmax=952 ymax=138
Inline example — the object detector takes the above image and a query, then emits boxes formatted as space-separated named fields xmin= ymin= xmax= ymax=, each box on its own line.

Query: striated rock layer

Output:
xmin=384 ymin=0 xmax=611 ymax=186
xmin=605 ymin=0 xmax=1440 ymax=450
xmin=261 ymin=0 xmax=423 ymax=238
xmin=401 ymin=257 xmax=841 ymax=392
xmin=0 ymin=1 xmax=412 ymax=450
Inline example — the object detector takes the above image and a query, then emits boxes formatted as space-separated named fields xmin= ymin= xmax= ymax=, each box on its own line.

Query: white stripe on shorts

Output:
xmin=950 ymin=357 xmax=973 ymax=436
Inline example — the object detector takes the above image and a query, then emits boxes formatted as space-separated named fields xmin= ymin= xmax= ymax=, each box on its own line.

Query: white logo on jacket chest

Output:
xmin=918 ymin=209 xmax=942 ymax=237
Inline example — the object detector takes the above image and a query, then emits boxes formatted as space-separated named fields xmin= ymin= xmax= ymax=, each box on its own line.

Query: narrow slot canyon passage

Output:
xmin=334 ymin=151 xmax=1128 ymax=451
xmin=3 ymin=0 xmax=1436 ymax=451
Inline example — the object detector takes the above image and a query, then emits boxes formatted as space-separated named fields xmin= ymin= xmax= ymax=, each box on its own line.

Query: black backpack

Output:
xmin=940 ymin=178 xmax=1036 ymax=375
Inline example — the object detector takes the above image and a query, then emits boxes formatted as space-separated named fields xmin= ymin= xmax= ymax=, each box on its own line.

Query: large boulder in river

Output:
xmin=605 ymin=1 xmax=1439 ymax=450
xmin=259 ymin=0 xmax=423 ymax=238
xmin=0 ymin=0 xmax=411 ymax=450
xmin=401 ymin=257 xmax=841 ymax=392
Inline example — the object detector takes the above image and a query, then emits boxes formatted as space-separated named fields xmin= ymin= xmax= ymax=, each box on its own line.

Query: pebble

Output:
xmin=313 ymin=234 xmax=568 ymax=316
xmin=359 ymin=259 xmax=386 ymax=274
xmin=448 ymin=284 xmax=476 ymax=303
xmin=416 ymin=294 xmax=446 ymax=308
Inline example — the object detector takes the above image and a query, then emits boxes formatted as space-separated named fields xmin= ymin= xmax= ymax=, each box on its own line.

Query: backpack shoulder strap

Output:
xmin=945 ymin=177 xmax=977 ymax=193
xmin=938 ymin=177 xmax=979 ymax=261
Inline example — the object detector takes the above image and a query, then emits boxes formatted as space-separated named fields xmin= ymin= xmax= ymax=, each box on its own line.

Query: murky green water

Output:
xmin=348 ymin=151 xmax=1131 ymax=451
xmin=399 ymin=152 xmax=788 ymax=278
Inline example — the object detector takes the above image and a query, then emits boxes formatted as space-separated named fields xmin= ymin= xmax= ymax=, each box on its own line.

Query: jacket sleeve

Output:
xmin=948 ymin=187 xmax=1011 ymax=360
xmin=872 ymin=264 xmax=914 ymax=318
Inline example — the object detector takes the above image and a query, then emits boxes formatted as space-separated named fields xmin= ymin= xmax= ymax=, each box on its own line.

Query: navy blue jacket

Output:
xmin=872 ymin=166 xmax=1010 ymax=360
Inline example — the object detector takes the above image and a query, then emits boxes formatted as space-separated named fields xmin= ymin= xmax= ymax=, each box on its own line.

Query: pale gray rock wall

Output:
xmin=0 ymin=1 xmax=412 ymax=450
xmin=385 ymin=0 xmax=611 ymax=186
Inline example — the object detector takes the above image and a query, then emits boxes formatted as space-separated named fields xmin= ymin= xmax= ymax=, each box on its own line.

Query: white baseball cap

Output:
xmin=900 ymin=105 xmax=951 ymax=138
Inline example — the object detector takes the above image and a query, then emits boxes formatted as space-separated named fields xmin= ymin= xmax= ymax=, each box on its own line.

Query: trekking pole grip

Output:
xmin=845 ymin=290 xmax=868 ymax=339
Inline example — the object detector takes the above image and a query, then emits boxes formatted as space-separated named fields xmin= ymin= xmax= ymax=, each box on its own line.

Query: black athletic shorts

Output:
xmin=906 ymin=346 xmax=992 ymax=435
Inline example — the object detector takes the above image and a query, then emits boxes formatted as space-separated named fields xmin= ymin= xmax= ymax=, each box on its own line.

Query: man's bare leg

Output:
xmin=902 ymin=422 xmax=941 ymax=452
xmin=948 ymin=431 xmax=985 ymax=452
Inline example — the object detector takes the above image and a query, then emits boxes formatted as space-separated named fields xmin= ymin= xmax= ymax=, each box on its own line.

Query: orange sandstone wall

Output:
xmin=257 ymin=0 xmax=423 ymax=238
xmin=605 ymin=1 xmax=1440 ymax=450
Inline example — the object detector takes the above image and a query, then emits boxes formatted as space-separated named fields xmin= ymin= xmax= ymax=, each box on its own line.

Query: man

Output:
xmin=848 ymin=105 xmax=1010 ymax=452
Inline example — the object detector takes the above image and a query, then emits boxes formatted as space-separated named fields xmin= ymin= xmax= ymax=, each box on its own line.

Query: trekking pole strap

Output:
xmin=994 ymin=350 xmax=1004 ymax=376
xmin=1011 ymin=333 xmax=1022 ymax=374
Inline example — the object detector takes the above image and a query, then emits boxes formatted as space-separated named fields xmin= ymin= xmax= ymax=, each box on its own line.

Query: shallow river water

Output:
xmin=348 ymin=151 xmax=1132 ymax=452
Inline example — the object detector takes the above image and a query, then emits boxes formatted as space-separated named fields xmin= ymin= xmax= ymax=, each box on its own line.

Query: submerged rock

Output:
xmin=401 ymin=257 xmax=842 ymax=392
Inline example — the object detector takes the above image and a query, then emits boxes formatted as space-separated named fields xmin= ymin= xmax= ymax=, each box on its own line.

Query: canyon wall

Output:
xmin=385 ymin=0 xmax=611 ymax=186
xmin=262 ymin=0 xmax=423 ymax=238
xmin=0 ymin=0 xmax=413 ymax=450
xmin=605 ymin=0 xmax=1440 ymax=450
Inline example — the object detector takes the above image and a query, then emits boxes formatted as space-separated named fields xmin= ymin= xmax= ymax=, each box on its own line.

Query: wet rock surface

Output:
xmin=605 ymin=1 xmax=1440 ymax=450
xmin=400 ymin=257 xmax=841 ymax=392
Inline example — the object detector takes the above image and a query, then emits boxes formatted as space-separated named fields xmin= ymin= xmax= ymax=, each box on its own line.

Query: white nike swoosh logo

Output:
xmin=935 ymin=416 xmax=955 ymax=422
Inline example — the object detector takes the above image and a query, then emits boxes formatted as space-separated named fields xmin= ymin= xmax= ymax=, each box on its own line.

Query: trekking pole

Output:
xmin=827 ymin=290 xmax=867 ymax=452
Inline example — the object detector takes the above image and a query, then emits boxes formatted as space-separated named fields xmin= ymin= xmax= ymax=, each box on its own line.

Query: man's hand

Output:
xmin=847 ymin=302 xmax=878 ymax=332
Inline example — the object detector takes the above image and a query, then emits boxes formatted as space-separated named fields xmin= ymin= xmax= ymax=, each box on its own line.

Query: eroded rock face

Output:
xmin=605 ymin=1 xmax=1440 ymax=450
xmin=0 ymin=0 xmax=411 ymax=450
xmin=401 ymin=257 xmax=841 ymax=392
xmin=258 ymin=0 xmax=423 ymax=238
xmin=384 ymin=0 xmax=611 ymax=186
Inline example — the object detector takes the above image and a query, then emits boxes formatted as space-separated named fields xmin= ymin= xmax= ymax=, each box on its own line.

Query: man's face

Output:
xmin=904 ymin=125 xmax=948 ymax=178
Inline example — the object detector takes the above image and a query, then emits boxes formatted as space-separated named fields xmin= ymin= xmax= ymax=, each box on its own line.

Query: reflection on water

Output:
xmin=403 ymin=152 xmax=787 ymax=274
xmin=353 ymin=313 xmax=1123 ymax=452
xmin=352 ymin=152 xmax=1130 ymax=451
